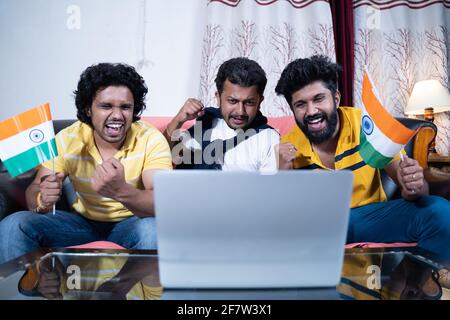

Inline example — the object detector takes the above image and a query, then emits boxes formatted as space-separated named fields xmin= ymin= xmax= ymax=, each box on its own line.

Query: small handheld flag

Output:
xmin=359 ymin=69 xmax=418 ymax=168
xmin=0 ymin=103 xmax=58 ymax=177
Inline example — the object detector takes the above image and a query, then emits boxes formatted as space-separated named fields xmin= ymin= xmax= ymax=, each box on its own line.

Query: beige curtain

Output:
xmin=200 ymin=0 xmax=336 ymax=116
xmin=353 ymin=0 xmax=450 ymax=155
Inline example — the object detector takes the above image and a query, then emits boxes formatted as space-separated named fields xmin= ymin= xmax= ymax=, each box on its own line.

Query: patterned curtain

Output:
xmin=199 ymin=0 xmax=336 ymax=117
xmin=353 ymin=0 xmax=450 ymax=155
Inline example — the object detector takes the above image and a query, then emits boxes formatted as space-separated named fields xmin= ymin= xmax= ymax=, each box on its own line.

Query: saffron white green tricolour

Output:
xmin=0 ymin=103 xmax=58 ymax=177
xmin=359 ymin=70 xmax=417 ymax=168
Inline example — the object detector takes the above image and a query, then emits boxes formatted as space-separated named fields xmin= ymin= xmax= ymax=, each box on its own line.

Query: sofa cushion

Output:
xmin=141 ymin=116 xmax=194 ymax=132
xmin=141 ymin=116 xmax=296 ymax=136
xmin=67 ymin=241 xmax=126 ymax=250
xmin=0 ymin=164 xmax=37 ymax=217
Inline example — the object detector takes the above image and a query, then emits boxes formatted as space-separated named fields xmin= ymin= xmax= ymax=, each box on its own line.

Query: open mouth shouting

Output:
xmin=229 ymin=115 xmax=249 ymax=128
xmin=104 ymin=122 xmax=125 ymax=137
xmin=304 ymin=113 xmax=327 ymax=133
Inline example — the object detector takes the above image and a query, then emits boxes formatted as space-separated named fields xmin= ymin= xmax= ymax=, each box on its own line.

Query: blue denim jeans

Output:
xmin=348 ymin=196 xmax=450 ymax=259
xmin=0 ymin=210 xmax=157 ymax=264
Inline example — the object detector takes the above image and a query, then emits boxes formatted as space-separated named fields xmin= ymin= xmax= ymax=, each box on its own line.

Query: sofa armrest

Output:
xmin=413 ymin=126 xmax=436 ymax=169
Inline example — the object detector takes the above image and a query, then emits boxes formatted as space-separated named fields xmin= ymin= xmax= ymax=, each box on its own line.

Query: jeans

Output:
xmin=347 ymin=196 xmax=450 ymax=259
xmin=0 ymin=210 xmax=157 ymax=264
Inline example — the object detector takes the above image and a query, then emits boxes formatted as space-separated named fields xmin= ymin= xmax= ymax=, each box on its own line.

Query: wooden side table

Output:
xmin=427 ymin=154 xmax=450 ymax=176
xmin=425 ymin=153 xmax=450 ymax=200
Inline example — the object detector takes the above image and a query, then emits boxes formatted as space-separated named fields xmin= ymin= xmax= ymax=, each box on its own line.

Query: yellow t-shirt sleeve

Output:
xmin=143 ymin=131 xmax=173 ymax=171
xmin=41 ymin=131 xmax=66 ymax=174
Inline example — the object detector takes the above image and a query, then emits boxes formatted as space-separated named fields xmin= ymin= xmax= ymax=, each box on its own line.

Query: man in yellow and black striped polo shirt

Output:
xmin=275 ymin=55 xmax=450 ymax=259
xmin=0 ymin=63 xmax=172 ymax=263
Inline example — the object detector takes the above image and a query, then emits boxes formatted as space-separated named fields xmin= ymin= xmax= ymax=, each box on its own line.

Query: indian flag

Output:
xmin=0 ymin=103 xmax=58 ymax=177
xmin=359 ymin=70 xmax=417 ymax=168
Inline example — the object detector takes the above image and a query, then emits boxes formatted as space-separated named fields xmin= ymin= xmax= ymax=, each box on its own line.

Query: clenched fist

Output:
xmin=174 ymin=98 xmax=205 ymax=124
xmin=39 ymin=173 xmax=65 ymax=208
xmin=397 ymin=154 xmax=425 ymax=199
xmin=276 ymin=143 xmax=297 ymax=170
xmin=91 ymin=157 xmax=126 ymax=200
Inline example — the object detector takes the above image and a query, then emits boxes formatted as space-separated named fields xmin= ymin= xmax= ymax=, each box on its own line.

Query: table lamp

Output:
xmin=406 ymin=79 xmax=450 ymax=121
xmin=405 ymin=79 xmax=450 ymax=155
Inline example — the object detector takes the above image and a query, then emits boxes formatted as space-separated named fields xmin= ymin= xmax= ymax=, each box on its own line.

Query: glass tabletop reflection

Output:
xmin=0 ymin=247 xmax=448 ymax=300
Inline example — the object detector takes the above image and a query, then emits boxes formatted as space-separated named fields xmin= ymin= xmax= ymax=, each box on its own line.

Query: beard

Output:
xmin=296 ymin=104 xmax=338 ymax=145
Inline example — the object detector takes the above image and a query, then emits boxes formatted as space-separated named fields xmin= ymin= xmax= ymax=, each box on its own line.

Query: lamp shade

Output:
xmin=405 ymin=80 xmax=450 ymax=115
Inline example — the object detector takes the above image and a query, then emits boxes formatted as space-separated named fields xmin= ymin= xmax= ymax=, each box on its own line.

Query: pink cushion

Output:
xmin=70 ymin=241 xmax=416 ymax=250
xmin=68 ymin=241 xmax=125 ymax=250
xmin=267 ymin=116 xmax=295 ymax=136
xmin=141 ymin=116 xmax=296 ymax=136
xmin=141 ymin=116 xmax=194 ymax=133
xmin=71 ymin=241 xmax=417 ymax=250
xmin=345 ymin=242 xmax=417 ymax=249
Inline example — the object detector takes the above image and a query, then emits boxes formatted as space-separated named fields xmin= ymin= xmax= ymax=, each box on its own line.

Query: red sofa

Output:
xmin=2 ymin=116 xmax=433 ymax=250
xmin=72 ymin=116 xmax=298 ymax=250
xmin=76 ymin=116 xmax=418 ymax=250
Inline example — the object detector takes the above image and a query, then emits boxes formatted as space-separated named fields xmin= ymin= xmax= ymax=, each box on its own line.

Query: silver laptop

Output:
xmin=153 ymin=170 xmax=353 ymax=289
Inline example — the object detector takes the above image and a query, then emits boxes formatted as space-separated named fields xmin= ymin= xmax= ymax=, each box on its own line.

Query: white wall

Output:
xmin=0 ymin=0 xmax=205 ymax=120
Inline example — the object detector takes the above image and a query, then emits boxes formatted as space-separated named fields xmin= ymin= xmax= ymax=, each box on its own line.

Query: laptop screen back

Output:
xmin=154 ymin=170 xmax=353 ymax=288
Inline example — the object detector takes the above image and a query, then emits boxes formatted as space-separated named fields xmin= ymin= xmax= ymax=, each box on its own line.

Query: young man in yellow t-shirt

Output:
xmin=275 ymin=55 xmax=450 ymax=260
xmin=0 ymin=63 xmax=172 ymax=263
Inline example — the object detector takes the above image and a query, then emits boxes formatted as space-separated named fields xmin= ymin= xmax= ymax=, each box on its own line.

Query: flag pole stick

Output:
xmin=399 ymin=147 xmax=405 ymax=161
xmin=52 ymin=157 xmax=55 ymax=216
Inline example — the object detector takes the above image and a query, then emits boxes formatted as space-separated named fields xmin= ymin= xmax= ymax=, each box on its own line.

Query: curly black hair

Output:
xmin=275 ymin=55 xmax=342 ymax=106
xmin=74 ymin=63 xmax=148 ymax=125
xmin=215 ymin=57 xmax=267 ymax=96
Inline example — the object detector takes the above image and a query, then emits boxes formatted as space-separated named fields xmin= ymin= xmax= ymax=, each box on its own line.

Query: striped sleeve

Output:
xmin=41 ymin=130 xmax=67 ymax=174
xmin=143 ymin=130 xmax=173 ymax=171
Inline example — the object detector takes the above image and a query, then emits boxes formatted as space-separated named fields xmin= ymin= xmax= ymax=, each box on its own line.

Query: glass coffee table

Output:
xmin=0 ymin=246 xmax=448 ymax=300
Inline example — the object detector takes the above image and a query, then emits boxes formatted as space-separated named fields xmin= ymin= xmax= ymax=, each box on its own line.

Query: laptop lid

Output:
xmin=154 ymin=170 xmax=353 ymax=289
